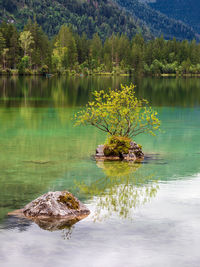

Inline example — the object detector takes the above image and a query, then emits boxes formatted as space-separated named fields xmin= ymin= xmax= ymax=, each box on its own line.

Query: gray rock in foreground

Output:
xmin=23 ymin=191 xmax=90 ymax=218
xmin=8 ymin=191 xmax=90 ymax=231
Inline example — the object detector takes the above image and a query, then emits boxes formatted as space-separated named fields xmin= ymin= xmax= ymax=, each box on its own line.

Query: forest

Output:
xmin=0 ymin=0 xmax=198 ymax=41
xmin=0 ymin=0 xmax=149 ymax=39
xmin=1 ymin=20 xmax=200 ymax=76
xmin=150 ymin=0 xmax=200 ymax=34
xmin=114 ymin=0 xmax=198 ymax=41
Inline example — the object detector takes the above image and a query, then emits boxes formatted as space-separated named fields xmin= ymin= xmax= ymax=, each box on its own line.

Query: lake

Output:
xmin=0 ymin=76 xmax=200 ymax=267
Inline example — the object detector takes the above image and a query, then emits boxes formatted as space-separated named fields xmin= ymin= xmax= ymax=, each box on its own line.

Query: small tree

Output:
xmin=75 ymin=84 xmax=160 ymax=138
xmin=19 ymin=31 xmax=34 ymax=56
xmin=52 ymin=41 xmax=68 ymax=73
xmin=2 ymin=48 xmax=9 ymax=70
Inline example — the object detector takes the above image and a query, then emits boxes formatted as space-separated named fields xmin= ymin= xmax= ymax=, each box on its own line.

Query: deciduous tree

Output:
xmin=19 ymin=31 xmax=34 ymax=56
xmin=75 ymin=84 xmax=160 ymax=138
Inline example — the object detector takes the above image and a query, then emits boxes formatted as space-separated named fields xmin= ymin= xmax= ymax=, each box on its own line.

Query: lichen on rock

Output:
xmin=58 ymin=192 xmax=80 ymax=210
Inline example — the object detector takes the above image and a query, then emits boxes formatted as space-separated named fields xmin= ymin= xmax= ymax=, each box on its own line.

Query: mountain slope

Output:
xmin=0 ymin=0 xmax=198 ymax=41
xmin=0 ymin=0 xmax=151 ymax=39
xmin=149 ymin=0 xmax=200 ymax=35
xmin=115 ymin=0 xmax=198 ymax=40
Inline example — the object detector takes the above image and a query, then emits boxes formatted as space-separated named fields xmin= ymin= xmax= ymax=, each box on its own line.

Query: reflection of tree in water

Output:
xmin=94 ymin=181 xmax=158 ymax=221
xmin=1 ymin=76 xmax=200 ymax=108
xmin=76 ymin=161 xmax=159 ymax=221
xmin=61 ymin=226 xmax=74 ymax=240
xmin=0 ymin=76 xmax=130 ymax=108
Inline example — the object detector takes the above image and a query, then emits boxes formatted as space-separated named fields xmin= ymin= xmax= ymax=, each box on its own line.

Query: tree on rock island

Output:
xmin=75 ymin=84 xmax=160 ymax=159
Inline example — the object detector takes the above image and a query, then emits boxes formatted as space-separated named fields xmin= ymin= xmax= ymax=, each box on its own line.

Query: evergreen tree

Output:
xmin=90 ymin=33 xmax=102 ymax=65
xmin=75 ymin=33 xmax=90 ymax=64
xmin=0 ymin=32 xmax=6 ymax=68
xmin=9 ymin=27 xmax=20 ymax=68
xmin=56 ymin=25 xmax=78 ymax=67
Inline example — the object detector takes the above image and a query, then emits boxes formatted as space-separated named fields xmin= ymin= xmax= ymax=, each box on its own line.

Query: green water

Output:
xmin=0 ymin=76 xmax=200 ymax=267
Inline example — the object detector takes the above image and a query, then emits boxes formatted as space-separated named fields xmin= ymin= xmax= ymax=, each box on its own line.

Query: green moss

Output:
xmin=58 ymin=192 xmax=80 ymax=210
xmin=138 ymin=144 xmax=142 ymax=149
xmin=104 ymin=144 xmax=119 ymax=156
xmin=103 ymin=136 xmax=131 ymax=157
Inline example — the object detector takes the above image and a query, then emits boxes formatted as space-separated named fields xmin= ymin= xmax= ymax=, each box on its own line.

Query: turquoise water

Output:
xmin=0 ymin=76 xmax=200 ymax=267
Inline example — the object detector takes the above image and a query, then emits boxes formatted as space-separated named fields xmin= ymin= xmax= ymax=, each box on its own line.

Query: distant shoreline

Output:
xmin=1 ymin=72 xmax=200 ymax=78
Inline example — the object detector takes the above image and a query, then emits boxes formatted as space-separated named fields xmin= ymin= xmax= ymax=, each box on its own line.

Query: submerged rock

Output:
xmin=8 ymin=191 xmax=90 ymax=231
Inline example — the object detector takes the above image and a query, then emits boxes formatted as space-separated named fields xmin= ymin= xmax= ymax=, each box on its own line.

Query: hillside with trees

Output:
xmin=0 ymin=0 xmax=198 ymax=41
xmin=0 ymin=0 xmax=151 ymax=40
xmin=149 ymin=0 xmax=200 ymax=35
xmin=115 ymin=0 xmax=198 ymax=41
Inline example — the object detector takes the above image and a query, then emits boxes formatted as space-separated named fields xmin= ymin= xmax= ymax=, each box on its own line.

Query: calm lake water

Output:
xmin=0 ymin=76 xmax=200 ymax=267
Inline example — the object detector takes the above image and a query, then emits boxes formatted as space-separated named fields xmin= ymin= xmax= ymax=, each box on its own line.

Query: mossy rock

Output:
xmin=104 ymin=144 xmax=119 ymax=156
xmin=103 ymin=136 xmax=131 ymax=157
xmin=58 ymin=192 xmax=80 ymax=210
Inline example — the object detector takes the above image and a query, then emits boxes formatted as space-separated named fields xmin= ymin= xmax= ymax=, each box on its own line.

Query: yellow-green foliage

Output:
xmin=52 ymin=41 xmax=68 ymax=73
xmin=19 ymin=31 xmax=34 ymax=56
xmin=75 ymin=84 xmax=160 ymax=138
xmin=58 ymin=192 xmax=80 ymax=210
xmin=104 ymin=136 xmax=131 ymax=157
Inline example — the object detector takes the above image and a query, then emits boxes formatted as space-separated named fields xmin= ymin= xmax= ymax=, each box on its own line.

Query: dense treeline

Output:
xmin=1 ymin=21 xmax=200 ymax=76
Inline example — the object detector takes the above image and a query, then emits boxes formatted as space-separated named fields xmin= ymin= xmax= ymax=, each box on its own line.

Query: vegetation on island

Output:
xmin=1 ymin=21 xmax=200 ymax=76
xmin=75 ymin=84 xmax=160 ymax=156
xmin=75 ymin=84 xmax=160 ymax=137
xmin=103 ymin=136 xmax=132 ymax=157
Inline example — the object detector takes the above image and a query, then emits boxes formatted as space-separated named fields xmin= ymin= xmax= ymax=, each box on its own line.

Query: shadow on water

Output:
xmin=142 ymin=154 xmax=168 ymax=165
